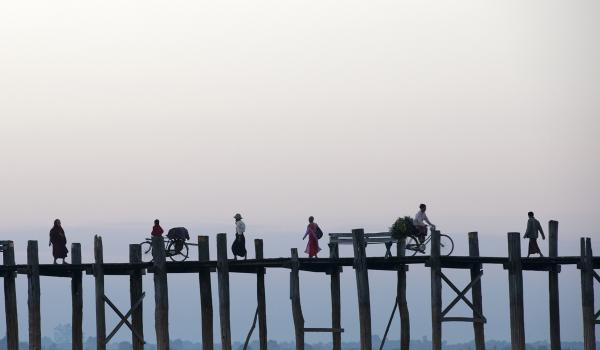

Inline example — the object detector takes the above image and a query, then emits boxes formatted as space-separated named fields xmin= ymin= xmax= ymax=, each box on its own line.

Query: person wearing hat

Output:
xmin=232 ymin=213 xmax=247 ymax=259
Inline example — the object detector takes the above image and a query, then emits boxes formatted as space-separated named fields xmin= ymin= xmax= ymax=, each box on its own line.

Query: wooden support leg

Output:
xmin=580 ymin=238 xmax=596 ymax=350
xmin=198 ymin=236 xmax=214 ymax=350
xmin=469 ymin=232 xmax=485 ymax=350
xmin=129 ymin=244 xmax=144 ymax=350
xmin=290 ymin=248 xmax=304 ymax=350
xmin=71 ymin=243 xmax=83 ymax=350
xmin=152 ymin=235 xmax=170 ymax=350
xmin=397 ymin=238 xmax=410 ymax=350
xmin=217 ymin=233 xmax=232 ymax=350
xmin=94 ymin=236 xmax=107 ymax=350
xmin=28 ymin=240 xmax=41 ymax=350
xmin=548 ymin=221 xmax=561 ymax=350
xmin=507 ymin=232 xmax=525 ymax=350
xmin=3 ymin=241 xmax=19 ymax=350
xmin=255 ymin=239 xmax=268 ymax=350
xmin=430 ymin=230 xmax=442 ymax=350
xmin=329 ymin=243 xmax=342 ymax=350
xmin=352 ymin=229 xmax=372 ymax=350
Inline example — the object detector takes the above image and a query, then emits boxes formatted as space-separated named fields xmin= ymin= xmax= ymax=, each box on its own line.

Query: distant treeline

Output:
xmin=0 ymin=337 xmax=594 ymax=350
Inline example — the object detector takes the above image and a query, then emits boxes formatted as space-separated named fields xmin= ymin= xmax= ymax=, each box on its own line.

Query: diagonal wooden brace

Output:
xmin=440 ymin=271 xmax=486 ymax=322
xmin=104 ymin=292 xmax=146 ymax=344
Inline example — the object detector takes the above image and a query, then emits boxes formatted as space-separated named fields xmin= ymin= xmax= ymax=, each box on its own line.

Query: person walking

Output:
xmin=151 ymin=219 xmax=164 ymax=237
xmin=49 ymin=219 xmax=68 ymax=264
xmin=302 ymin=216 xmax=321 ymax=258
xmin=232 ymin=213 xmax=247 ymax=260
xmin=524 ymin=211 xmax=546 ymax=257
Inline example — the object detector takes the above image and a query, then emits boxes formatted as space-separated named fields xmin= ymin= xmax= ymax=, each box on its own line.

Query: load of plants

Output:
xmin=389 ymin=216 xmax=419 ymax=239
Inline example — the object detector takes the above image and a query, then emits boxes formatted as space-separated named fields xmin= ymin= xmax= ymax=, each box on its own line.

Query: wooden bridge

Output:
xmin=1 ymin=220 xmax=599 ymax=350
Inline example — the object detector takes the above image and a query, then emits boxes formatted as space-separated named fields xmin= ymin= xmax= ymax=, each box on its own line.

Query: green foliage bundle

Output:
xmin=390 ymin=216 xmax=417 ymax=239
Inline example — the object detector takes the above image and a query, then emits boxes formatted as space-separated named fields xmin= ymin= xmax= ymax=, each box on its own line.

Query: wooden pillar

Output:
xmin=217 ymin=233 xmax=232 ymax=350
xmin=27 ymin=240 xmax=41 ymax=350
xmin=430 ymin=230 xmax=442 ymax=350
xmin=548 ymin=221 xmax=561 ymax=350
xmin=129 ymin=244 xmax=144 ymax=350
xmin=71 ymin=243 xmax=83 ymax=350
xmin=198 ymin=236 xmax=214 ymax=350
xmin=3 ymin=241 xmax=19 ymax=350
xmin=352 ymin=228 xmax=372 ymax=350
xmin=580 ymin=237 xmax=596 ymax=350
xmin=396 ymin=237 xmax=410 ymax=350
xmin=290 ymin=248 xmax=304 ymax=350
xmin=152 ymin=235 xmax=170 ymax=350
xmin=507 ymin=232 xmax=525 ymax=350
xmin=94 ymin=235 xmax=106 ymax=350
xmin=329 ymin=243 xmax=342 ymax=350
xmin=468 ymin=232 xmax=485 ymax=350
xmin=255 ymin=239 xmax=268 ymax=350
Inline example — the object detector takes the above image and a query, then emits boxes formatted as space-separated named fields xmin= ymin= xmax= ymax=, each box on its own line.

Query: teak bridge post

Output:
xmin=507 ymin=232 xmax=525 ymax=350
xmin=71 ymin=243 xmax=83 ymax=350
xmin=152 ymin=235 xmax=170 ymax=350
xmin=548 ymin=221 xmax=561 ymax=350
xmin=217 ymin=233 xmax=232 ymax=350
xmin=198 ymin=235 xmax=214 ymax=350
xmin=129 ymin=244 xmax=144 ymax=350
xmin=28 ymin=240 xmax=41 ymax=350
xmin=3 ymin=241 xmax=19 ymax=350
xmin=352 ymin=228 xmax=372 ymax=350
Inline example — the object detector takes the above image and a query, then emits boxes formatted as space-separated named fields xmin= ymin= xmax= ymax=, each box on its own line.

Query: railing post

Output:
xmin=352 ymin=228 xmax=372 ymax=350
xmin=198 ymin=236 xmax=214 ymax=350
xmin=548 ymin=221 xmax=561 ymax=350
xmin=329 ymin=242 xmax=342 ymax=350
xmin=580 ymin=237 xmax=596 ymax=350
xmin=3 ymin=241 xmax=19 ymax=350
xmin=255 ymin=239 xmax=268 ymax=350
xmin=430 ymin=230 xmax=442 ymax=350
xmin=217 ymin=233 xmax=232 ymax=350
xmin=290 ymin=248 xmax=304 ymax=350
xmin=27 ymin=240 xmax=41 ymax=350
xmin=396 ymin=237 xmax=410 ymax=350
xmin=468 ymin=232 xmax=485 ymax=350
xmin=152 ymin=235 xmax=170 ymax=350
xmin=129 ymin=244 xmax=144 ymax=350
xmin=94 ymin=235 xmax=106 ymax=350
xmin=507 ymin=232 xmax=525 ymax=350
xmin=71 ymin=243 xmax=83 ymax=350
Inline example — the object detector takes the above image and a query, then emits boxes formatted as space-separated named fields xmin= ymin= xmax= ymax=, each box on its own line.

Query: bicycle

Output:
xmin=405 ymin=230 xmax=454 ymax=256
xmin=139 ymin=237 xmax=191 ymax=262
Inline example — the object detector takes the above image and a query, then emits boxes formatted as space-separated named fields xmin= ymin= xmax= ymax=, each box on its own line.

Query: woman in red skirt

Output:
xmin=303 ymin=216 xmax=321 ymax=258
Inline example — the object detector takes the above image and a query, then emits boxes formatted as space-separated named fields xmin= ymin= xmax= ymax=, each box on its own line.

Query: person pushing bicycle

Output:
xmin=413 ymin=204 xmax=435 ymax=243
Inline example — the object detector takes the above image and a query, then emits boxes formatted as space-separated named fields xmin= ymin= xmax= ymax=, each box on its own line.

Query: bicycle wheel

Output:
xmin=140 ymin=241 xmax=153 ymax=262
xmin=440 ymin=234 xmax=454 ymax=256
xmin=404 ymin=236 xmax=420 ymax=256
xmin=167 ymin=240 xmax=189 ymax=262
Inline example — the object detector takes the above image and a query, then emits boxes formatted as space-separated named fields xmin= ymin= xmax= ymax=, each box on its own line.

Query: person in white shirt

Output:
xmin=413 ymin=204 xmax=435 ymax=243
xmin=232 ymin=213 xmax=247 ymax=260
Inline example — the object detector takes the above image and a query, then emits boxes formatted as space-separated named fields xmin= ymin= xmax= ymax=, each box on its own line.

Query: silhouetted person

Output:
xmin=151 ymin=219 xmax=164 ymax=237
xmin=302 ymin=216 xmax=321 ymax=258
xmin=232 ymin=213 xmax=247 ymax=260
xmin=524 ymin=211 xmax=545 ymax=257
xmin=413 ymin=204 xmax=435 ymax=243
xmin=49 ymin=219 xmax=68 ymax=264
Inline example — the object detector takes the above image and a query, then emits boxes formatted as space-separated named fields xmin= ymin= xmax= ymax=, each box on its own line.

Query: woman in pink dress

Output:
xmin=303 ymin=216 xmax=321 ymax=258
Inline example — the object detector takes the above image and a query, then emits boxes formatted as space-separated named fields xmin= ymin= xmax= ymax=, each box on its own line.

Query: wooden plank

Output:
xmin=469 ymin=232 xmax=486 ymax=350
xmin=129 ymin=244 xmax=144 ymax=350
xmin=217 ymin=233 xmax=232 ymax=350
xmin=198 ymin=236 xmax=214 ymax=350
xmin=397 ymin=238 xmax=410 ymax=350
xmin=430 ymin=230 xmax=442 ymax=350
xmin=152 ymin=235 xmax=170 ymax=350
xmin=548 ymin=221 xmax=561 ymax=350
xmin=94 ymin=236 xmax=107 ymax=350
xmin=71 ymin=243 xmax=83 ymax=350
xmin=580 ymin=238 xmax=596 ymax=350
xmin=290 ymin=248 xmax=304 ymax=350
xmin=329 ymin=243 xmax=342 ymax=350
xmin=28 ymin=240 xmax=42 ymax=350
xmin=352 ymin=229 xmax=372 ymax=350
xmin=255 ymin=239 xmax=268 ymax=350
xmin=507 ymin=232 xmax=525 ymax=350
xmin=3 ymin=241 xmax=19 ymax=350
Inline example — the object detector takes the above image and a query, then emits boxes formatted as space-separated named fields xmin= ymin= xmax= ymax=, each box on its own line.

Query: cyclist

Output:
xmin=413 ymin=204 xmax=435 ymax=244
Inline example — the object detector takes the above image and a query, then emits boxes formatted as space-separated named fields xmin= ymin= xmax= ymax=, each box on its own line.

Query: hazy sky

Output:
xmin=1 ymin=0 xmax=599 ymax=345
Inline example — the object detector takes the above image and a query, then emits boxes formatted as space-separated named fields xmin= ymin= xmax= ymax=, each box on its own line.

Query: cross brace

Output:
xmin=593 ymin=271 xmax=600 ymax=322
xmin=440 ymin=271 xmax=486 ymax=323
xmin=104 ymin=292 xmax=145 ymax=344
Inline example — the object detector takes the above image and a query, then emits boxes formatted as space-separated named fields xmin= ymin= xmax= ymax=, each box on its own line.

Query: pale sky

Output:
xmin=0 ymin=0 xmax=599 ymax=345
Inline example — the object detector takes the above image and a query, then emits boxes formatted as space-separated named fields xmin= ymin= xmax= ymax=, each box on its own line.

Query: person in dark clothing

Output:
xmin=524 ymin=211 xmax=545 ymax=257
xmin=49 ymin=219 xmax=68 ymax=264
xmin=151 ymin=219 xmax=164 ymax=237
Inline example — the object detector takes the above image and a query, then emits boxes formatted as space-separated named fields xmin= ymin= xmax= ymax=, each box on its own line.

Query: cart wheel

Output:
xmin=405 ymin=236 xmax=420 ymax=256
xmin=440 ymin=234 xmax=454 ymax=256
xmin=140 ymin=241 xmax=153 ymax=262
xmin=167 ymin=240 xmax=189 ymax=262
